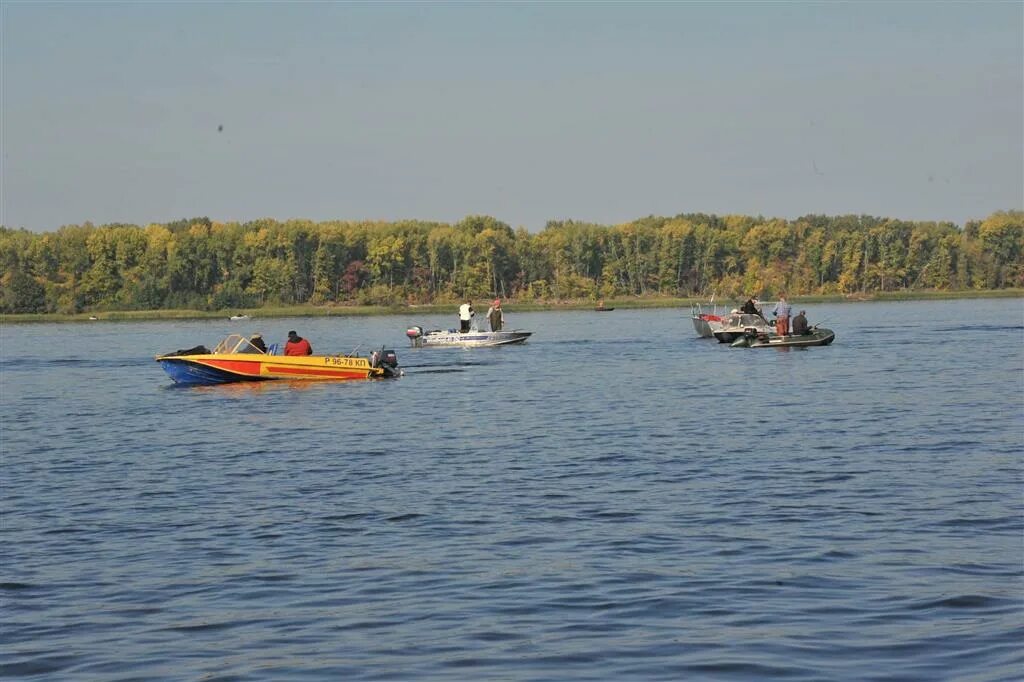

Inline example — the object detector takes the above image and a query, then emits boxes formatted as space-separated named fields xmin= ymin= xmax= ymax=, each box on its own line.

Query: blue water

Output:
xmin=1 ymin=299 xmax=1022 ymax=681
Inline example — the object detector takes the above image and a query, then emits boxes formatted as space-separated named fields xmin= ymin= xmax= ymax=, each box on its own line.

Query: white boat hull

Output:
xmin=692 ymin=315 xmax=725 ymax=338
xmin=406 ymin=326 xmax=532 ymax=347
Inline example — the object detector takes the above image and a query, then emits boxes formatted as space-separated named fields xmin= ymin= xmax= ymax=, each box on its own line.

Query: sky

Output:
xmin=1 ymin=1 xmax=1021 ymax=233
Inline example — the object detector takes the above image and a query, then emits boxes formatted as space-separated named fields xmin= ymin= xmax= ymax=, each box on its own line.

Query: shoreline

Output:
xmin=1 ymin=289 xmax=1020 ymax=324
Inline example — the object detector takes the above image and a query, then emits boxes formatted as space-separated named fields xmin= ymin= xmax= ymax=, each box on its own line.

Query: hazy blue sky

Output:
xmin=2 ymin=1 xmax=1021 ymax=232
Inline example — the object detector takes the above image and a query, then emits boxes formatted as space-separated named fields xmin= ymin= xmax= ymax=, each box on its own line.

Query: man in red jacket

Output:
xmin=284 ymin=330 xmax=312 ymax=356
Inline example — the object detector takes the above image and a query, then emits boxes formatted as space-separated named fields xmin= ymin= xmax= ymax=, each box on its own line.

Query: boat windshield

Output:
xmin=725 ymin=313 xmax=768 ymax=327
xmin=740 ymin=313 xmax=766 ymax=326
xmin=212 ymin=334 xmax=266 ymax=354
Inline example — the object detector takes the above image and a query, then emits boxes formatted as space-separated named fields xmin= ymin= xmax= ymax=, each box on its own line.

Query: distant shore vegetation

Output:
xmin=1 ymin=211 xmax=1021 ymax=317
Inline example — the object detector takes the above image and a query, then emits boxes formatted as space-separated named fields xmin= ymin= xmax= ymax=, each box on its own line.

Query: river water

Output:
xmin=1 ymin=299 xmax=1022 ymax=681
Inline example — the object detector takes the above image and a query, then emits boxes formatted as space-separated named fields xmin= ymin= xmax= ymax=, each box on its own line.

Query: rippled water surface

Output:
xmin=2 ymin=299 xmax=1022 ymax=680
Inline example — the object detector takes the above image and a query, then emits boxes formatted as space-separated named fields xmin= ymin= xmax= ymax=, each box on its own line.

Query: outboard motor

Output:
xmin=371 ymin=348 xmax=401 ymax=377
xmin=405 ymin=326 xmax=424 ymax=347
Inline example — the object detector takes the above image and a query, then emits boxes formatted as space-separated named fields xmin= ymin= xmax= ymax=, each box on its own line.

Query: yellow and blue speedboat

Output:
xmin=156 ymin=334 xmax=400 ymax=386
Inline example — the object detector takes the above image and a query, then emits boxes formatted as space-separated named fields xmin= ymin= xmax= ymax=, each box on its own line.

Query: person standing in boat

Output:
xmin=284 ymin=330 xmax=312 ymax=355
xmin=773 ymin=294 xmax=792 ymax=336
xmin=792 ymin=310 xmax=810 ymax=335
xmin=740 ymin=297 xmax=760 ymax=315
xmin=486 ymin=299 xmax=504 ymax=332
xmin=458 ymin=300 xmax=475 ymax=333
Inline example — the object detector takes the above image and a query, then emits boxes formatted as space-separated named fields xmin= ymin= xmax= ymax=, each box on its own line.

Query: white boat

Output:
xmin=691 ymin=305 xmax=726 ymax=338
xmin=690 ymin=298 xmax=729 ymax=338
xmin=229 ymin=314 xmax=250 ymax=321
xmin=405 ymin=325 xmax=532 ymax=348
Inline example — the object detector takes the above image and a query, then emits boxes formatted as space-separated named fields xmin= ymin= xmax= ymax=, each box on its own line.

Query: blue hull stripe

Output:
xmin=159 ymin=359 xmax=266 ymax=386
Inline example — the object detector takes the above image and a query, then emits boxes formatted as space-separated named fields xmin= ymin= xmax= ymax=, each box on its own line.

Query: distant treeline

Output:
xmin=1 ymin=211 xmax=1021 ymax=314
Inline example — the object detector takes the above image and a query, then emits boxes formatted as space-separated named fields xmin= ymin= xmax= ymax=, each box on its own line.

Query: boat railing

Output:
xmin=692 ymin=298 xmax=727 ymax=320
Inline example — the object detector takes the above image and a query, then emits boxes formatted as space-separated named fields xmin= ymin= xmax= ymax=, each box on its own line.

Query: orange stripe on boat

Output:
xmin=201 ymin=359 xmax=263 ymax=376
xmin=266 ymin=365 xmax=368 ymax=378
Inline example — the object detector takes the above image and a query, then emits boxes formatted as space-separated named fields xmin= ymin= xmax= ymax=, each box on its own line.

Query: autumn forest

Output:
xmin=1 ymin=211 xmax=1021 ymax=314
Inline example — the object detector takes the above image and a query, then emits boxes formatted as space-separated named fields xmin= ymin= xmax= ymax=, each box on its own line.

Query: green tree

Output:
xmin=978 ymin=211 xmax=1024 ymax=287
xmin=1 ymin=270 xmax=47 ymax=313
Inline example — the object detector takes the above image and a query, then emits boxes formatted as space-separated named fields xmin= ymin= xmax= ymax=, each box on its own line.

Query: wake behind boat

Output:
xmin=156 ymin=334 xmax=400 ymax=385
xmin=405 ymin=325 xmax=532 ymax=348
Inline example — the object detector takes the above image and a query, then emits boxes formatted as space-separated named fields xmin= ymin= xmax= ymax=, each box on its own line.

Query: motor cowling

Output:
xmin=372 ymin=348 xmax=397 ymax=365
xmin=370 ymin=348 xmax=400 ymax=376
xmin=380 ymin=349 xmax=398 ymax=368
xmin=406 ymin=325 xmax=425 ymax=347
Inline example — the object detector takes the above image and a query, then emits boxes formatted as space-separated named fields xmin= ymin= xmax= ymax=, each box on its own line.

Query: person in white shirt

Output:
xmin=458 ymin=300 xmax=474 ymax=333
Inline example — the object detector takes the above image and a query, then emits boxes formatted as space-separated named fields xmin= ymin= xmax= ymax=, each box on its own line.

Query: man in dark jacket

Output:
xmin=792 ymin=310 xmax=810 ymax=335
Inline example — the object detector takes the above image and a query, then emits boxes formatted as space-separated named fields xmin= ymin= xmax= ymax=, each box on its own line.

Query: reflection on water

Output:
xmin=1 ymin=299 xmax=1022 ymax=681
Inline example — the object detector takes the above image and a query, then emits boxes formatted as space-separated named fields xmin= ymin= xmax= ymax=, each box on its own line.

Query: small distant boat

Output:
xmin=156 ymin=334 xmax=400 ymax=385
xmin=88 ymin=315 xmax=99 ymax=321
xmin=595 ymin=306 xmax=615 ymax=312
xmin=730 ymin=327 xmax=836 ymax=348
xmin=229 ymin=314 xmax=250 ymax=321
xmin=405 ymin=325 xmax=532 ymax=348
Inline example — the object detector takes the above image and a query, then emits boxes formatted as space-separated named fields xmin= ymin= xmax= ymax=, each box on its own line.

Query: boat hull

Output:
xmin=734 ymin=328 xmax=836 ymax=348
xmin=157 ymin=353 xmax=391 ymax=386
xmin=407 ymin=328 xmax=532 ymax=347
xmin=693 ymin=314 xmax=725 ymax=338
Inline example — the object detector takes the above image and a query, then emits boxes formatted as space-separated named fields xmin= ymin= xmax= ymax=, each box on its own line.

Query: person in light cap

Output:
xmin=486 ymin=298 xmax=504 ymax=332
